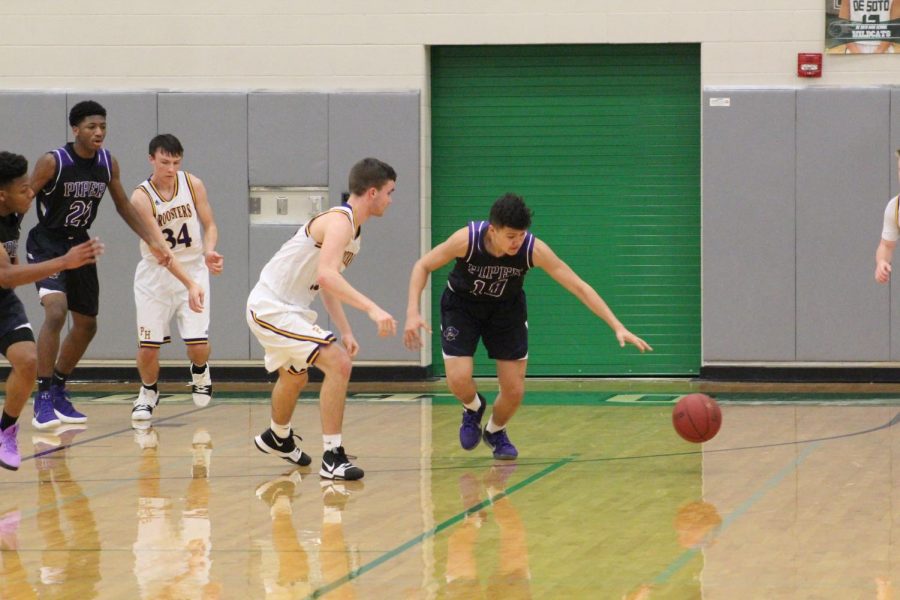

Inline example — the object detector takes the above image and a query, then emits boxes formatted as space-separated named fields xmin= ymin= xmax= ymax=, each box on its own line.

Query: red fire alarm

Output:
xmin=797 ymin=53 xmax=822 ymax=78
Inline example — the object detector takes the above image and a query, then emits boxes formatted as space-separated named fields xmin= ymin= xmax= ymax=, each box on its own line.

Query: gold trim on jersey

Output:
xmin=184 ymin=171 xmax=197 ymax=202
xmin=147 ymin=173 xmax=179 ymax=204
xmin=250 ymin=311 xmax=337 ymax=344
xmin=303 ymin=207 xmax=356 ymax=239
xmin=136 ymin=186 xmax=157 ymax=218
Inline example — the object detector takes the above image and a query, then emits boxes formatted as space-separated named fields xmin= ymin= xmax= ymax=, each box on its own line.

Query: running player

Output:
xmin=404 ymin=193 xmax=652 ymax=459
xmin=248 ymin=157 xmax=398 ymax=481
xmin=26 ymin=100 xmax=172 ymax=430
xmin=0 ymin=151 xmax=103 ymax=470
xmin=130 ymin=134 xmax=223 ymax=423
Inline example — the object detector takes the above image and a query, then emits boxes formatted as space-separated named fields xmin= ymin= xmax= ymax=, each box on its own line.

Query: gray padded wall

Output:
xmin=796 ymin=88 xmax=890 ymax=360
xmin=0 ymin=93 xmax=66 ymax=341
xmin=158 ymin=93 xmax=250 ymax=360
xmin=702 ymin=89 xmax=797 ymax=361
xmin=248 ymin=93 xmax=328 ymax=186
xmin=69 ymin=93 xmax=159 ymax=362
xmin=327 ymin=93 xmax=420 ymax=362
xmin=890 ymin=89 xmax=900 ymax=359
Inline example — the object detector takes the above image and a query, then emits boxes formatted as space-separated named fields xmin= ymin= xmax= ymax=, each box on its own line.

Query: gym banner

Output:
xmin=826 ymin=0 xmax=900 ymax=53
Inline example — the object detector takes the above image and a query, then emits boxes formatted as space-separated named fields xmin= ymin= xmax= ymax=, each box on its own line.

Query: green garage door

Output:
xmin=430 ymin=44 xmax=700 ymax=376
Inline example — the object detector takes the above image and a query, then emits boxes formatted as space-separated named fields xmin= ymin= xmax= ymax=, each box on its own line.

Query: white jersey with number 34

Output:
xmin=137 ymin=171 xmax=204 ymax=263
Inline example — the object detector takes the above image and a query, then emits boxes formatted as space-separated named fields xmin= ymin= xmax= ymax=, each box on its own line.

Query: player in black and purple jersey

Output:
xmin=0 ymin=151 xmax=102 ymax=469
xmin=25 ymin=100 xmax=172 ymax=429
xmin=404 ymin=193 xmax=652 ymax=459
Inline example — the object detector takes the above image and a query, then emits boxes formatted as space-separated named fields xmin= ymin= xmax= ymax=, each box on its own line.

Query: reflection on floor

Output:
xmin=0 ymin=391 xmax=898 ymax=598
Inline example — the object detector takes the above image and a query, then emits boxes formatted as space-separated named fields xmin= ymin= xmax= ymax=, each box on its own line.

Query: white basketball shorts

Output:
xmin=246 ymin=284 xmax=336 ymax=374
xmin=135 ymin=257 xmax=210 ymax=349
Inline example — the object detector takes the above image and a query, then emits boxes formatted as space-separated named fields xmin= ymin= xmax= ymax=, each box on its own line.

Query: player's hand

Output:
xmin=188 ymin=283 xmax=205 ymax=313
xmin=63 ymin=237 xmax=105 ymax=269
xmin=204 ymin=250 xmax=224 ymax=275
xmin=876 ymin=260 xmax=892 ymax=283
xmin=341 ymin=333 xmax=359 ymax=358
xmin=150 ymin=241 xmax=174 ymax=267
xmin=367 ymin=305 xmax=397 ymax=337
xmin=616 ymin=328 xmax=653 ymax=353
xmin=403 ymin=314 xmax=431 ymax=350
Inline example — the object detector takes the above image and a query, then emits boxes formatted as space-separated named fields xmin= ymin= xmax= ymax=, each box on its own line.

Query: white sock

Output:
xmin=463 ymin=393 xmax=482 ymax=412
xmin=271 ymin=420 xmax=291 ymax=439
xmin=486 ymin=416 xmax=504 ymax=434
xmin=323 ymin=434 xmax=342 ymax=452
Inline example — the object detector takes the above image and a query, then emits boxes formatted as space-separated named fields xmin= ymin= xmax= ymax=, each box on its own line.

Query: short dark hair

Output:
xmin=348 ymin=158 xmax=396 ymax=196
xmin=489 ymin=193 xmax=532 ymax=230
xmin=69 ymin=100 xmax=107 ymax=127
xmin=0 ymin=151 xmax=28 ymax=187
xmin=149 ymin=134 xmax=184 ymax=157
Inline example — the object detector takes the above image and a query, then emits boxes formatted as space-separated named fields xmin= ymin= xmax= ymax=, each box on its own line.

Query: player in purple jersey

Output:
xmin=0 ymin=152 xmax=103 ymax=469
xmin=404 ymin=193 xmax=652 ymax=459
xmin=26 ymin=100 xmax=173 ymax=430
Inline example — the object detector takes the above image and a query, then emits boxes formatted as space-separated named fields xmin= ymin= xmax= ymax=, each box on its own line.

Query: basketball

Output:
xmin=672 ymin=393 xmax=722 ymax=443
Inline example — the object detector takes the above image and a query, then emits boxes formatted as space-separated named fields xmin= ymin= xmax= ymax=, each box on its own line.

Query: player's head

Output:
xmin=0 ymin=151 xmax=34 ymax=215
xmin=148 ymin=134 xmax=184 ymax=180
xmin=149 ymin=134 xmax=184 ymax=159
xmin=349 ymin=158 xmax=396 ymax=216
xmin=69 ymin=100 xmax=106 ymax=127
xmin=69 ymin=100 xmax=108 ymax=151
xmin=487 ymin=194 xmax=532 ymax=255
xmin=489 ymin=193 xmax=532 ymax=230
xmin=349 ymin=158 xmax=396 ymax=195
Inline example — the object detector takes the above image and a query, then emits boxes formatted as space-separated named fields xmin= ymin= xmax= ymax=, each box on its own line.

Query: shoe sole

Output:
xmin=0 ymin=459 xmax=19 ymax=471
xmin=31 ymin=417 xmax=61 ymax=431
xmin=131 ymin=413 xmax=152 ymax=421
xmin=54 ymin=410 xmax=87 ymax=424
xmin=254 ymin=436 xmax=311 ymax=466
xmin=319 ymin=468 xmax=364 ymax=481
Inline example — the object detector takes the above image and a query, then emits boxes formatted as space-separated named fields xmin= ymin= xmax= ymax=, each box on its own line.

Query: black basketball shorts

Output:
xmin=439 ymin=288 xmax=528 ymax=361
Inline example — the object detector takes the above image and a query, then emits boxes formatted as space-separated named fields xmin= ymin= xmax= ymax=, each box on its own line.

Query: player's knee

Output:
xmin=318 ymin=345 xmax=352 ymax=380
xmin=503 ymin=383 xmax=525 ymax=404
xmin=9 ymin=349 xmax=37 ymax=381
xmin=42 ymin=304 xmax=68 ymax=329
xmin=137 ymin=347 xmax=159 ymax=363
xmin=333 ymin=350 xmax=352 ymax=380
xmin=446 ymin=372 xmax=474 ymax=396
xmin=74 ymin=318 xmax=98 ymax=339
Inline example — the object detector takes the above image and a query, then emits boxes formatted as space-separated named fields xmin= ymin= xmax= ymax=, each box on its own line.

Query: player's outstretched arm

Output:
xmin=190 ymin=174 xmax=223 ymax=275
xmin=532 ymin=238 xmax=652 ymax=352
xmin=110 ymin=157 xmax=172 ymax=266
xmin=130 ymin=187 xmax=204 ymax=312
xmin=0 ymin=238 xmax=104 ymax=289
xmin=314 ymin=211 xmax=396 ymax=337
xmin=403 ymin=227 xmax=468 ymax=351
xmin=876 ymin=238 xmax=895 ymax=283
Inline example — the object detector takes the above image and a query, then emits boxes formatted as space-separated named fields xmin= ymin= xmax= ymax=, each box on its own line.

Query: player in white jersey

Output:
xmin=876 ymin=150 xmax=900 ymax=282
xmin=130 ymin=135 xmax=224 ymax=424
xmin=839 ymin=0 xmax=900 ymax=53
xmin=248 ymin=157 xmax=398 ymax=481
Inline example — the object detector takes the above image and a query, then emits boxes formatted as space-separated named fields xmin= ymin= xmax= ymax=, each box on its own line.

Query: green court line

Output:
xmin=305 ymin=456 xmax=574 ymax=599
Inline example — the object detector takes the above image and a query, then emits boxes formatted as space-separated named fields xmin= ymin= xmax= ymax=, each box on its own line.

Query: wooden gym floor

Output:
xmin=2 ymin=382 xmax=900 ymax=599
